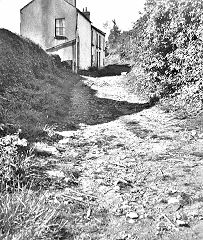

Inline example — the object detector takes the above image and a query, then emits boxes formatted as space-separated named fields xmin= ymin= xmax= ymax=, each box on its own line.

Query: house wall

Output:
xmin=64 ymin=0 xmax=76 ymax=6
xmin=77 ymin=13 xmax=91 ymax=69
xmin=20 ymin=0 xmax=105 ymax=71
xmin=91 ymin=28 xmax=105 ymax=68
xmin=20 ymin=0 xmax=44 ymax=46
xmin=20 ymin=0 xmax=77 ymax=63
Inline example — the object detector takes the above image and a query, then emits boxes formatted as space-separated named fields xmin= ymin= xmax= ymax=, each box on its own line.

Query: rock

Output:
xmin=128 ymin=219 xmax=136 ymax=224
xmin=121 ymin=72 xmax=127 ymax=76
xmin=176 ymin=220 xmax=189 ymax=227
xmin=58 ymin=138 xmax=70 ymax=145
xmin=191 ymin=130 xmax=197 ymax=137
xmin=56 ymin=145 xmax=66 ymax=152
xmin=168 ymin=197 xmax=181 ymax=204
xmin=55 ymin=131 xmax=76 ymax=138
xmin=127 ymin=212 xmax=139 ymax=219
xmin=47 ymin=170 xmax=65 ymax=178
xmin=194 ymin=221 xmax=203 ymax=238
xmin=116 ymin=178 xmax=132 ymax=189
xmin=79 ymin=123 xmax=88 ymax=130
xmin=16 ymin=138 xmax=28 ymax=147
xmin=34 ymin=142 xmax=59 ymax=156
xmin=114 ymin=185 xmax=120 ymax=191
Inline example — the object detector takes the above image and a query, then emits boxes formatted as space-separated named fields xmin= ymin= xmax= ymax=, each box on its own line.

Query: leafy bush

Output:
xmin=107 ymin=0 xmax=203 ymax=115
xmin=79 ymin=64 xmax=131 ymax=77
xmin=136 ymin=0 xmax=203 ymax=98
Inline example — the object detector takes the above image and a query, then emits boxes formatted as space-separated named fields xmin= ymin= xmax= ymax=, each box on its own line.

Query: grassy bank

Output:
xmin=0 ymin=29 xmax=81 ymax=140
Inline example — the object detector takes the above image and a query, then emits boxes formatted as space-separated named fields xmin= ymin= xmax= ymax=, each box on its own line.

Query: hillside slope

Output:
xmin=0 ymin=29 xmax=81 ymax=139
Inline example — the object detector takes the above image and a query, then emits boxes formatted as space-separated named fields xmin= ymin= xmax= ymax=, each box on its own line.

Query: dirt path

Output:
xmin=51 ymin=76 xmax=203 ymax=239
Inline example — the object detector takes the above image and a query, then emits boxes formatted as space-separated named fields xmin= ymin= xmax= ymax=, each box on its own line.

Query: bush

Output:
xmin=79 ymin=64 xmax=131 ymax=77
xmin=131 ymin=0 xmax=203 ymax=96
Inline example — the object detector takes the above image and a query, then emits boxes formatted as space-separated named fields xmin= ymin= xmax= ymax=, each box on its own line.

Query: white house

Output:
xmin=20 ymin=0 xmax=105 ymax=71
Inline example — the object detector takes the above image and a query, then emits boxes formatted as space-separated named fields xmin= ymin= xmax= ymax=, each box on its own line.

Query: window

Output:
xmin=99 ymin=35 xmax=101 ymax=49
xmin=103 ymin=39 xmax=105 ymax=51
xmin=96 ymin=34 xmax=99 ymax=48
xmin=91 ymin=30 xmax=94 ymax=45
xmin=55 ymin=18 xmax=65 ymax=38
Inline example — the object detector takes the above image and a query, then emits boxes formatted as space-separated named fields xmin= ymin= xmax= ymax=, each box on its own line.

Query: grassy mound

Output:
xmin=0 ymin=29 xmax=81 ymax=140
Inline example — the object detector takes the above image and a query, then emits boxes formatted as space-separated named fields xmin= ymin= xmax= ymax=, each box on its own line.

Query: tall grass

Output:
xmin=0 ymin=189 xmax=62 ymax=240
xmin=0 ymin=135 xmax=72 ymax=239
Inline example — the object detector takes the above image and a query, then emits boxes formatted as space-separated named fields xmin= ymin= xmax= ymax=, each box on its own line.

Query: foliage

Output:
xmin=79 ymin=64 xmax=131 ymax=77
xmin=108 ymin=20 xmax=121 ymax=51
xmin=136 ymin=0 xmax=203 ymax=98
xmin=108 ymin=0 xmax=203 ymax=114
xmin=133 ymin=0 xmax=203 ymax=97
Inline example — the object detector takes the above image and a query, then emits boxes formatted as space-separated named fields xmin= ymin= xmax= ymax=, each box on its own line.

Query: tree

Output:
xmin=108 ymin=20 xmax=121 ymax=50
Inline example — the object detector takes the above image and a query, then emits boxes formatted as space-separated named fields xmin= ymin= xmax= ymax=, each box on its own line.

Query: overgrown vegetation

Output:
xmin=108 ymin=0 xmax=203 ymax=116
xmin=0 ymin=29 xmax=81 ymax=140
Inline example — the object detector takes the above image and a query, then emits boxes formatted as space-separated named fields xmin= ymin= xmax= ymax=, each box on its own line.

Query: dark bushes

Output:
xmin=79 ymin=64 xmax=131 ymax=77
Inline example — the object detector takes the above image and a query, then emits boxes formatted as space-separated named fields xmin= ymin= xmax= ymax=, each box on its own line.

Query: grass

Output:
xmin=0 ymin=29 xmax=81 ymax=141
xmin=0 ymin=189 xmax=61 ymax=240
xmin=0 ymin=134 xmax=78 ymax=239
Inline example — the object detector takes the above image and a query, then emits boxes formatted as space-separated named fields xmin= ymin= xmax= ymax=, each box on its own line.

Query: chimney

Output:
xmin=83 ymin=7 xmax=90 ymax=20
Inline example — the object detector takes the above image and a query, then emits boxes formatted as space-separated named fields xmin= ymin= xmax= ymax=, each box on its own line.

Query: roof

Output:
xmin=91 ymin=25 xmax=106 ymax=36
xmin=46 ymin=39 xmax=76 ymax=52
xmin=77 ymin=9 xmax=92 ymax=23
xmin=20 ymin=0 xmax=35 ymax=12
xmin=21 ymin=0 xmax=76 ymax=12
xmin=21 ymin=0 xmax=105 ymax=37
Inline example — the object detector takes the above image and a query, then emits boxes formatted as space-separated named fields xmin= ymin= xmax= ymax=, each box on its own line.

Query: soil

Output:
xmin=45 ymin=76 xmax=203 ymax=239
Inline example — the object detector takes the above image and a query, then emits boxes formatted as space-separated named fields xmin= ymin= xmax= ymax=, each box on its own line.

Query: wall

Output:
xmin=64 ymin=0 xmax=76 ymax=6
xmin=77 ymin=12 xmax=91 ymax=69
xmin=20 ymin=0 xmax=77 ymax=63
xmin=91 ymin=27 xmax=105 ymax=68
xmin=20 ymin=0 xmax=44 ymax=47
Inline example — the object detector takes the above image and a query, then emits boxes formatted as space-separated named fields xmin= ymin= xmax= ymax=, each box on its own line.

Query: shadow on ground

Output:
xmin=62 ymin=82 xmax=153 ymax=130
xmin=78 ymin=64 xmax=131 ymax=77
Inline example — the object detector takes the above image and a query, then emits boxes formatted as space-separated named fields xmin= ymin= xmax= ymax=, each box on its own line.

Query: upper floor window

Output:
xmin=91 ymin=30 xmax=94 ymax=45
xmin=99 ymin=35 xmax=101 ymax=49
xmin=96 ymin=34 xmax=99 ymax=48
xmin=55 ymin=18 xmax=65 ymax=39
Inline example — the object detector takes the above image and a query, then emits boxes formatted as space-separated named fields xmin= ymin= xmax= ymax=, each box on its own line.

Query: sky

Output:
xmin=0 ymin=0 xmax=146 ymax=35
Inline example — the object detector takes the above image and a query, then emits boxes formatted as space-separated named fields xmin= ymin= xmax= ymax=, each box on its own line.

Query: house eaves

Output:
xmin=20 ymin=0 xmax=35 ymax=12
xmin=21 ymin=0 xmax=76 ymax=12
xmin=92 ymin=25 xmax=106 ymax=36
xmin=64 ymin=0 xmax=76 ymax=7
